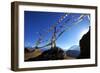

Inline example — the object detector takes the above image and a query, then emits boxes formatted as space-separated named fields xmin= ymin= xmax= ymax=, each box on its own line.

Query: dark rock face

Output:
xmin=26 ymin=47 xmax=64 ymax=61
xmin=24 ymin=48 xmax=30 ymax=53
xmin=77 ymin=30 xmax=90 ymax=59
xmin=45 ymin=47 xmax=64 ymax=60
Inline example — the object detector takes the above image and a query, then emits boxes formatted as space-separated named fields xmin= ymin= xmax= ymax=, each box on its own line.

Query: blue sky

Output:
xmin=24 ymin=11 xmax=90 ymax=50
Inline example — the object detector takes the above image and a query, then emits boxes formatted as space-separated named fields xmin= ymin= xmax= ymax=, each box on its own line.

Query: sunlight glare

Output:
xmin=80 ymin=29 xmax=89 ymax=38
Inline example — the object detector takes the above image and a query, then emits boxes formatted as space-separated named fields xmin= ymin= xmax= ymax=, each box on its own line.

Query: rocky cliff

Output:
xmin=77 ymin=29 xmax=90 ymax=59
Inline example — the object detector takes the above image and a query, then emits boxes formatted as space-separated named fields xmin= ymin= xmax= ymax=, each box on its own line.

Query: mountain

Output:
xmin=67 ymin=45 xmax=80 ymax=51
xmin=26 ymin=47 xmax=65 ymax=61
xmin=24 ymin=47 xmax=43 ymax=61
xmin=66 ymin=50 xmax=80 ymax=58
xmin=77 ymin=29 xmax=90 ymax=59
xmin=24 ymin=47 xmax=34 ymax=53
xmin=66 ymin=45 xmax=80 ymax=58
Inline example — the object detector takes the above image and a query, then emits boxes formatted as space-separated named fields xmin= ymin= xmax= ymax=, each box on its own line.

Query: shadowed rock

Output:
xmin=77 ymin=29 xmax=90 ymax=59
xmin=25 ymin=47 xmax=65 ymax=61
